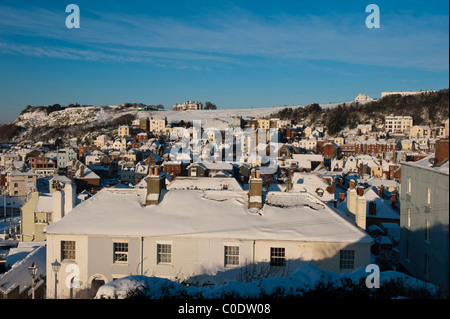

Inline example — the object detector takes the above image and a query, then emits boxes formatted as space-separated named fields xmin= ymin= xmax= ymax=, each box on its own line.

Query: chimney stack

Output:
xmin=355 ymin=192 xmax=367 ymax=229
xmin=52 ymin=190 xmax=65 ymax=223
xmin=64 ymin=182 xmax=76 ymax=214
xmin=435 ymin=139 xmax=449 ymax=165
xmin=80 ymin=165 xmax=85 ymax=178
xmin=339 ymin=192 xmax=345 ymax=202
xmin=146 ymin=166 xmax=165 ymax=206
xmin=248 ymin=168 xmax=263 ymax=209
xmin=286 ymin=176 xmax=292 ymax=192
xmin=357 ymin=186 xmax=364 ymax=197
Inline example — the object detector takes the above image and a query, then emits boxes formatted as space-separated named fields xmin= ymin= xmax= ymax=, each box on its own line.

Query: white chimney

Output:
xmin=64 ymin=182 xmax=76 ymax=214
xmin=346 ymin=181 xmax=357 ymax=216
xmin=355 ymin=191 xmax=367 ymax=230
xmin=52 ymin=190 xmax=65 ymax=223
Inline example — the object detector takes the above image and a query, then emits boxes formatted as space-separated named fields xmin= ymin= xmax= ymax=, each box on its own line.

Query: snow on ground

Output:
xmin=136 ymin=102 xmax=349 ymax=129
xmin=95 ymin=264 xmax=438 ymax=299
xmin=0 ymin=216 xmax=20 ymax=236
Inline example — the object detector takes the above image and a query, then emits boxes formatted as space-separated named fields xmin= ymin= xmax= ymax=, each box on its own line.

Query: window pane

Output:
xmin=225 ymin=246 xmax=239 ymax=266
xmin=339 ymin=250 xmax=355 ymax=270
xmin=270 ymin=247 xmax=286 ymax=267
xmin=114 ymin=242 xmax=128 ymax=263
xmin=157 ymin=244 xmax=172 ymax=263
xmin=61 ymin=241 xmax=76 ymax=260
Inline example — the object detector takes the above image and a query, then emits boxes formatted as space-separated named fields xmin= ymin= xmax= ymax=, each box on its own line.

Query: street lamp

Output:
xmin=28 ymin=262 xmax=39 ymax=299
xmin=51 ymin=259 xmax=61 ymax=299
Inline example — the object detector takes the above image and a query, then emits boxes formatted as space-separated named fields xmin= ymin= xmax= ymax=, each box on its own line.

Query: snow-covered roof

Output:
xmin=401 ymin=154 xmax=449 ymax=175
xmin=0 ymin=242 xmax=46 ymax=296
xmin=167 ymin=176 xmax=243 ymax=191
xmin=34 ymin=194 xmax=53 ymax=213
xmin=364 ymin=188 xmax=400 ymax=220
xmin=44 ymin=188 xmax=371 ymax=244
xmin=367 ymin=179 xmax=400 ymax=189
xmin=290 ymin=172 xmax=334 ymax=202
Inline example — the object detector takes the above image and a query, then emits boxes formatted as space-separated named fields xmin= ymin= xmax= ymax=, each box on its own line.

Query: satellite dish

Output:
xmin=428 ymin=158 xmax=438 ymax=165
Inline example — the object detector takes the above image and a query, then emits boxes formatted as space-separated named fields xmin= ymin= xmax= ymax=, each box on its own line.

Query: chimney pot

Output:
xmin=349 ymin=180 xmax=355 ymax=189
xmin=357 ymin=186 xmax=364 ymax=196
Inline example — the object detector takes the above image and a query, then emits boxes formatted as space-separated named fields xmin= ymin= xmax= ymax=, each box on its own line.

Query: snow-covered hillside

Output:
xmin=9 ymin=102 xmax=350 ymax=142
xmin=14 ymin=102 xmax=348 ymax=130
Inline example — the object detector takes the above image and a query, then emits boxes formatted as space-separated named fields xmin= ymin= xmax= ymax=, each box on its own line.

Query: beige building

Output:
xmin=334 ymin=137 xmax=345 ymax=146
xmin=303 ymin=127 xmax=313 ymax=138
xmin=94 ymin=135 xmax=112 ymax=148
xmin=172 ymin=101 xmax=204 ymax=111
xmin=257 ymin=119 xmax=271 ymax=130
xmin=20 ymin=177 xmax=76 ymax=242
xmin=117 ymin=126 xmax=131 ymax=138
xmin=355 ymin=93 xmax=373 ymax=102
xmin=409 ymin=125 xmax=431 ymax=138
xmin=6 ymin=169 xmax=36 ymax=197
xmin=149 ymin=119 xmax=167 ymax=135
xmin=385 ymin=115 xmax=413 ymax=134
xmin=44 ymin=172 xmax=372 ymax=299
xmin=0 ymin=154 xmax=20 ymax=170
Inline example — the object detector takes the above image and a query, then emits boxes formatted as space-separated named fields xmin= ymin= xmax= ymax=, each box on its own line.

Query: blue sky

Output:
xmin=0 ymin=0 xmax=448 ymax=123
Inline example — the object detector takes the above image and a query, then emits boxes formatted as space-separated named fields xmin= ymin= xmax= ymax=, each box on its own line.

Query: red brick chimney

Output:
xmin=435 ymin=139 xmax=449 ymax=165
xmin=339 ymin=192 xmax=345 ymax=202
xmin=357 ymin=186 xmax=364 ymax=197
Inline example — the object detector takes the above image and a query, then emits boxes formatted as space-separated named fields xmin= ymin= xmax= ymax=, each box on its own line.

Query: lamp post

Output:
xmin=51 ymin=259 xmax=61 ymax=299
xmin=28 ymin=262 xmax=38 ymax=299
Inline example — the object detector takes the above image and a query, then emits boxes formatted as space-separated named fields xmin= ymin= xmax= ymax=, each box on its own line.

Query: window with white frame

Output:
xmin=270 ymin=247 xmax=286 ymax=267
xmin=61 ymin=240 xmax=76 ymax=261
xmin=157 ymin=243 xmax=172 ymax=264
xmin=224 ymin=246 xmax=239 ymax=267
xmin=113 ymin=242 xmax=128 ymax=263
xmin=407 ymin=177 xmax=412 ymax=194
xmin=339 ymin=250 xmax=355 ymax=271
